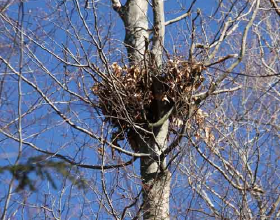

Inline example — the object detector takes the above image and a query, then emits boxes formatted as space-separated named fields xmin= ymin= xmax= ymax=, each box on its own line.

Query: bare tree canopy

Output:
xmin=0 ymin=0 xmax=279 ymax=219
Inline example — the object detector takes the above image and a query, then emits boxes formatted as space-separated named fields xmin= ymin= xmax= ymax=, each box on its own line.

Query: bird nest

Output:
xmin=91 ymin=59 xmax=205 ymax=132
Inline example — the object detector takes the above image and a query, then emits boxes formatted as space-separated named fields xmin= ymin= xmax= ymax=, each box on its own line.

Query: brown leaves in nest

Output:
xmin=163 ymin=59 xmax=205 ymax=102
xmin=92 ymin=63 xmax=152 ymax=129
xmin=194 ymin=109 xmax=215 ymax=146
xmin=92 ymin=59 xmax=205 ymax=130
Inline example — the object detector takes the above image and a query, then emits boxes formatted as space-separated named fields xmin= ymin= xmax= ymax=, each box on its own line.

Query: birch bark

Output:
xmin=112 ymin=0 xmax=171 ymax=219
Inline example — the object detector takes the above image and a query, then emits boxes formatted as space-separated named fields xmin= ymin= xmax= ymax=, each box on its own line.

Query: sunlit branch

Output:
xmin=165 ymin=12 xmax=191 ymax=26
xmin=266 ymin=195 xmax=280 ymax=218
xmin=207 ymin=0 xmax=260 ymax=63
xmin=205 ymin=54 xmax=238 ymax=67
xmin=188 ymin=178 xmax=220 ymax=217
xmin=0 ymin=0 xmax=15 ymax=13
xmin=165 ymin=0 xmax=197 ymax=26
xmin=201 ymin=0 xmax=260 ymax=101
xmin=194 ymin=85 xmax=242 ymax=98
xmin=207 ymin=19 xmax=233 ymax=62
xmin=254 ymin=29 xmax=278 ymax=75
xmin=189 ymin=137 xmax=249 ymax=192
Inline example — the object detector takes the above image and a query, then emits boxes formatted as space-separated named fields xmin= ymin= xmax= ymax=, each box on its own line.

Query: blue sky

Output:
xmin=1 ymin=0 xmax=279 ymax=219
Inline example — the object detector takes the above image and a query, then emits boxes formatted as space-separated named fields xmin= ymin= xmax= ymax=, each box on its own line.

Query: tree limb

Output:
xmin=201 ymin=0 xmax=260 ymax=101
xmin=205 ymin=54 xmax=238 ymax=67
xmin=269 ymin=0 xmax=280 ymax=17
xmin=148 ymin=106 xmax=174 ymax=128
xmin=0 ymin=55 xmax=150 ymax=158
xmin=0 ymin=127 xmax=138 ymax=170
xmin=266 ymin=195 xmax=280 ymax=218
xmin=165 ymin=12 xmax=191 ymax=26
xmin=194 ymin=85 xmax=242 ymax=98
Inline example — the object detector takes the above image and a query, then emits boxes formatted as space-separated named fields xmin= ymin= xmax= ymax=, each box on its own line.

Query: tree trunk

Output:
xmin=119 ymin=0 xmax=149 ymax=64
xmin=140 ymin=122 xmax=171 ymax=220
xmin=140 ymin=0 xmax=171 ymax=219
xmin=115 ymin=0 xmax=171 ymax=219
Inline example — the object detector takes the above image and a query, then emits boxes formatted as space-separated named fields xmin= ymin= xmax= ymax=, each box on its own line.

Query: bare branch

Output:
xmin=0 ymin=0 xmax=15 ymax=13
xmin=266 ymin=195 xmax=280 ymax=217
xmin=0 ymin=55 xmax=149 ymax=158
xmin=148 ymin=106 xmax=174 ymax=128
xmin=0 ymin=126 xmax=137 ymax=170
xmin=205 ymin=54 xmax=238 ymax=67
xmin=194 ymin=85 xmax=242 ymax=98
xmin=165 ymin=12 xmax=191 ymax=26
xmin=201 ymin=0 xmax=260 ymax=101
xmin=269 ymin=0 xmax=280 ymax=17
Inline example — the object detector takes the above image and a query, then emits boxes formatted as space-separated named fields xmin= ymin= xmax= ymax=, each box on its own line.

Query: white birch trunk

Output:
xmin=113 ymin=0 xmax=171 ymax=219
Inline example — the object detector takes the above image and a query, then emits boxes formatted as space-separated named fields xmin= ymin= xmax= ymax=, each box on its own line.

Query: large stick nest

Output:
xmin=92 ymin=59 xmax=205 ymax=131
